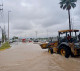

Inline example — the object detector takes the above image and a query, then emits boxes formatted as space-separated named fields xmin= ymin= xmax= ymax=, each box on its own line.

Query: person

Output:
xmin=67 ymin=34 xmax=71 ymax=42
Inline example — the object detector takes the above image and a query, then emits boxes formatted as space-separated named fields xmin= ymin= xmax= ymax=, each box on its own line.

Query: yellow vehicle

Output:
xmin=40 ymin=29 xmax=80 ymax=58
xmin=40 ymin=43 xmax=48 ymax=49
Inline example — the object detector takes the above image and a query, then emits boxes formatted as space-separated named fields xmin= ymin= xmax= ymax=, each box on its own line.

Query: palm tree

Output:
xmin=59 ymin=0 xmax=77 ymax=30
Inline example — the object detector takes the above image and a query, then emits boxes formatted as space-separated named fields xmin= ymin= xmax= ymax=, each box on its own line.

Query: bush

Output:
xmin=0 ymin=42 xmax=10 ymax=50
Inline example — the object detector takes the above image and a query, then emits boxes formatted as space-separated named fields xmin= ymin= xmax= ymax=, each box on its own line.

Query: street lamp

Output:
xmin=8 ymin=11 xmax=11 ymax=42
xmin=0 ymin=26 xmax=2 ymax=45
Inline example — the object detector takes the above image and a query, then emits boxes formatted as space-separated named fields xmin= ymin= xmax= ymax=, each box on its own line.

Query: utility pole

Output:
xmin=47 ymin=30 xmax=49 ymax=42
xmin=0 ymin=4 xmax=3 ymax=43
xmin=8 ymin=11 xmax=11 ymax=43
xmin=0 ymin=26 xmax=4 ymax=43
xmin=47 ymin=30 xmax=48 ymax=38
xmin=4 ymin=25 xmax=5 ymax=42
xmin=35 ymin=31 xmax=38 ymax=39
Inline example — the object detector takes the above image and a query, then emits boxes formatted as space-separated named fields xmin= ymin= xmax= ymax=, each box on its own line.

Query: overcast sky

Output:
xmin=0 ymin=0 xmax=80 ymax=38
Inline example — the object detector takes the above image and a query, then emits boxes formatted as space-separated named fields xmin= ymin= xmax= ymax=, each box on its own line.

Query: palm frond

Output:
xmin=59 ymin=0 xmax=77 ymax=10
xmin=60 ymin=4 xmax=63 ymax=8
xmin=63 ymin=4 xmax=67 ymax=10
xmin=59 ymin=0 xmax=66 ymax=4
xmin=71 ymin=3 xmax=76 ymax=8
xmin=71 ymin=0 xmax=77 ymax=2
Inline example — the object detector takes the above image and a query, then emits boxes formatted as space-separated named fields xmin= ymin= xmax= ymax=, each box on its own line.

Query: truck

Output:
xmin=40 ymin=29 xmax=80 ymax=58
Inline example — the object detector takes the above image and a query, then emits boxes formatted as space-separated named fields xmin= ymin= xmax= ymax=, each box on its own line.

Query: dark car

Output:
xmin=34 ymin=40 xmax=38 ymax=42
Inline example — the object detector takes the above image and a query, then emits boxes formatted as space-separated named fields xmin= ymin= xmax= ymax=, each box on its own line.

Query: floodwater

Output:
xmin=0 ymin=42 xmax=80 ymax=71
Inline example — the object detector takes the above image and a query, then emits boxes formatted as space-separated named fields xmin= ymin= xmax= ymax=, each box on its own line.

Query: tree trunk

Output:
xmin=68 ymin=10 xmax=71 ymax=30
xmin=68 ymin=10 xmax=71 ymax=36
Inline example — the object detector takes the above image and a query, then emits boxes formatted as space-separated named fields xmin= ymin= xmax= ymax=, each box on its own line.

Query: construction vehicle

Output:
xmin=40 ymin=30 xmax=80 ymax=58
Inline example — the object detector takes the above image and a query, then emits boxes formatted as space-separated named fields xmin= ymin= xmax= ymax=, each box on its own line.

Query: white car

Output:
xmin=9 ymin=39 xmax=13 ymax=43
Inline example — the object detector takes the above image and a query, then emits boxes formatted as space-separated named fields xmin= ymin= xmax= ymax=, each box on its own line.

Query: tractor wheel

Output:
xmin=48 ymin=48 xmax=53 ymax=54
xmin=60 ymin=46 xmax=71 ymax=58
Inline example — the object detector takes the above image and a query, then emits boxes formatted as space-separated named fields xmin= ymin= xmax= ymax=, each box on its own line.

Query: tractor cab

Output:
xmin=58 ymin=30 xmax=79 ymax=44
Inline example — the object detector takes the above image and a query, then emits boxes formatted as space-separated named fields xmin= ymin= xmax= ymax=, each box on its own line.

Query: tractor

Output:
xmin=40 ymin=30 xmax=80 ymax=58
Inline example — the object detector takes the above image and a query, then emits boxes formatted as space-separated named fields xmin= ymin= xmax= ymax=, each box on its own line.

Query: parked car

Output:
xmin=34 ymin=39 xmax=38 ymax=42
xmin=9 ymin=39 xmax=13 ymax=43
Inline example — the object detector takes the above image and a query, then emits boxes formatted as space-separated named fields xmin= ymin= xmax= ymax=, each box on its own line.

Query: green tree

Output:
xmin=2 ymin=29 xmax=4 ymax=43
xmin=59 ymin=0 xmax=77 ymax=30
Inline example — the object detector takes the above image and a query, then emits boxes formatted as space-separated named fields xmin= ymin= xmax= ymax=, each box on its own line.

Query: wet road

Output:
xmin=0 ymin=42 xmax=80 ymax=71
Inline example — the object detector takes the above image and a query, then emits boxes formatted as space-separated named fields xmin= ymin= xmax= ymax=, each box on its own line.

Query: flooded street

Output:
xmin=0 ymin=42 xmax=80 ymax=71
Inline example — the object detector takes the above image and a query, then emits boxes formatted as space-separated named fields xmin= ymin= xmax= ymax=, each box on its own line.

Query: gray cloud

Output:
xmin=0 ymin=0 xmax=79 ymax=38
